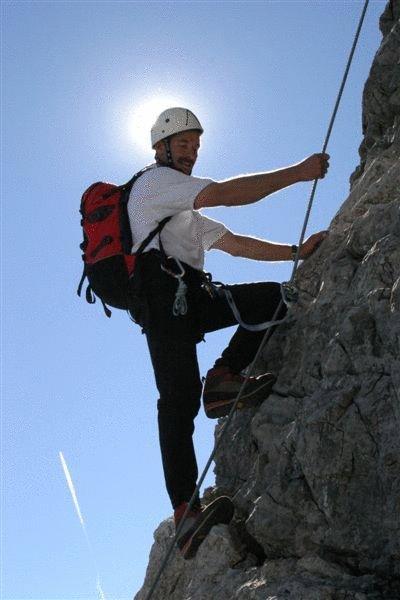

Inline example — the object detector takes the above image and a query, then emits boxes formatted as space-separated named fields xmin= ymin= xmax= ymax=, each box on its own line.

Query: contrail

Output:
xmin=59 ymin=451 xmax=107 ymax=600
xmin=59 ymin=451 xmax=85 ymax=527
xmin=97 ymin=576 xmax=107 ymax=600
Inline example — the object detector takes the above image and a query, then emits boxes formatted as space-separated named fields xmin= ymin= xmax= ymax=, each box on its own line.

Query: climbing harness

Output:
xmin=144 ymin=3 xmax=370 ymax=598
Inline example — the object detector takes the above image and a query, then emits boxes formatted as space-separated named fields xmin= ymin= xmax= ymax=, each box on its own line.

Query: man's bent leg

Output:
xmin=214 ymin=281 xmax=287 ymax=373
xmin=146 ymin=334 xmax=202 ymax=509
xmin=201 ymin=282 xmax=287 ymax=418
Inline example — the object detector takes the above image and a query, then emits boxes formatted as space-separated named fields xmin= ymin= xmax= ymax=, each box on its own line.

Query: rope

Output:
xmin=160 ymin=257 xmax=189 ymax=315
xmin=173 ymin=278 xmax=188 ymax=316
xmin=144 ymin=3 xmax=369 ymax=597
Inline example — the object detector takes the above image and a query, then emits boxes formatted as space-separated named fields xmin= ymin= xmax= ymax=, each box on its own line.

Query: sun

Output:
xmin=129 ymin=95 xmax=185 ymax=155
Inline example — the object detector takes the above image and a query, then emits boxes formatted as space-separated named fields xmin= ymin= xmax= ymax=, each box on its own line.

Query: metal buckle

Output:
xmin=281 ymin=282 xmax=299 ymax=305
xmin=160 ymin=257 xmax=185 ymax=279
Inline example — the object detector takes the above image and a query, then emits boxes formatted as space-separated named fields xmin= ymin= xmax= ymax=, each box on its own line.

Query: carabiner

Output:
xmin=160 ymin=257 xmax=186 ymax=279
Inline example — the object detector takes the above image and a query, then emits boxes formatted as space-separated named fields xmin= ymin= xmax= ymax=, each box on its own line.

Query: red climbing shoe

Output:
xmin=174 ymin=496 xmax=234 ymax=560
xmin=202 ymin=366 xmax=276 ymax=419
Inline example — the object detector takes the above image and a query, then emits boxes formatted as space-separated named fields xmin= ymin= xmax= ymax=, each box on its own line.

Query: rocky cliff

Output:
xmin=134 ymin=2 xmax=400 ymax=598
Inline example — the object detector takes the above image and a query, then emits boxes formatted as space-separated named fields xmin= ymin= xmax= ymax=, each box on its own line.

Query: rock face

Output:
xmin=134 ymin=3 xmax=400 ymax=599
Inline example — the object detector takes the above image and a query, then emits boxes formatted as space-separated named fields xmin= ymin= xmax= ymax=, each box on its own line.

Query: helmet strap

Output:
xmin=163 ymin=138 xmax=174 ymax=167
xmin=155 ymin=137 xmax=179 ymax=171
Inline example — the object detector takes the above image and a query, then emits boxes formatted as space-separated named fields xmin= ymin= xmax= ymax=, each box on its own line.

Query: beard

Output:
xmin=155 ymin=151 xmax=194 ymax=175
xmin=175 ymin=158 xmax=194 ymax=175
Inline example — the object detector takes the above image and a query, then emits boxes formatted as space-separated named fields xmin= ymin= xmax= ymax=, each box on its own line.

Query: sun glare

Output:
xmin=129 ymin=95 xmax=185 ymax=155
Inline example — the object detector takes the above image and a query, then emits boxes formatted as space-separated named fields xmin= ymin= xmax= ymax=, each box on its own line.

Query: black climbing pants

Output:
xmin=131 ymin=251 xmax=287 ymax=509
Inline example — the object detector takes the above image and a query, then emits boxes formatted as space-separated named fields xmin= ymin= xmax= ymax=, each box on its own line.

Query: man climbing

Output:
xmin=128 ymin=107 xmax=329 ymax=559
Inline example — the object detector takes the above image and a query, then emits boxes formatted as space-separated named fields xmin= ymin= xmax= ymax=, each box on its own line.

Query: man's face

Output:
xmin=156 ymin=130 xmax=201 ymax=175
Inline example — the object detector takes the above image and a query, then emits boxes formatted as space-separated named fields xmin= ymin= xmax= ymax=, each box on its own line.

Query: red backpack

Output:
xmin=77 ymin=167 xmax=170 ymax=317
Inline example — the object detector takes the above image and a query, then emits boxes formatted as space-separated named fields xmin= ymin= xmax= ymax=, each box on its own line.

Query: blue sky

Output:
xmin=2 ymin=1 xmax=384 ymax=599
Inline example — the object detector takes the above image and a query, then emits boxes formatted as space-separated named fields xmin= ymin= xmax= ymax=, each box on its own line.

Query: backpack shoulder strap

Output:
xmin=121 ymin=165 xmax=153 ymax=196
xmin=127 ymin=165 xmax=172 ymax=256
xmin=136 ymin=216 xmax=171 ymax=256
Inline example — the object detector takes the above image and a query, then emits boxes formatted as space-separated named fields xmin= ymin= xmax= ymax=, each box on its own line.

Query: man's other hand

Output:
xmin=297 ymin=153 xmax=330 ymax=181
xmin=300 ymin=230 xmax=329 ymax=259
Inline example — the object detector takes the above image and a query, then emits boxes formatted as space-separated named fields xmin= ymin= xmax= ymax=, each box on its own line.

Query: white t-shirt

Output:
xmin=128 ymin=164 xmax=227 ymax=271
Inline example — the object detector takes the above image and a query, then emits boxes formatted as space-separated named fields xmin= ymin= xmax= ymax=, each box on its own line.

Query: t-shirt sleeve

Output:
xmin=198 ymin=213 xmax=229 ymax=251
xmin=136 ymin=167 xmax=215 ymax=219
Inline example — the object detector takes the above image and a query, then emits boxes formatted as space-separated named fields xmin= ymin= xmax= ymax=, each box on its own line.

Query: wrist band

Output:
xmin=291 ymin=244 xmax=298 ymax=261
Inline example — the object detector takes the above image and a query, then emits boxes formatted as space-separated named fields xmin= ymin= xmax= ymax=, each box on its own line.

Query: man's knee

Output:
xmin=155 ymin=362 xmax=202 ymax=420
xmin=157 ymin=384 xmax=202 ymax=421
xmin=228 ymin=281 xmax=287 ymax=323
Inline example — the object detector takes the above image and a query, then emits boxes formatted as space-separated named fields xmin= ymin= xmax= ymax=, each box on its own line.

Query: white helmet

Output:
xmin=151 ymin=107 xmax=203 ymax=148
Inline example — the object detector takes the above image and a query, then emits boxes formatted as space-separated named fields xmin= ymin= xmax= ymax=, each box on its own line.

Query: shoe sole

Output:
xmin=204 ymin=376 xmax=275 ymax=419
xmin=179 ymin=497 xmax=234 ymax=560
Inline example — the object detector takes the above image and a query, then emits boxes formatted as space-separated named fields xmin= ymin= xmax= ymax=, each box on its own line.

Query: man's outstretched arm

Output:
xmin=194 ymin=153 xmax=329 ymax=209
xmin=211 ymin=230 xmax=328 ymax=261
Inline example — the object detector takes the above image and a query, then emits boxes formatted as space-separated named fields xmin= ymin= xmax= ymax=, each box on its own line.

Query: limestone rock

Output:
xmin=134 ymin=520 xmax=247 ymax=600
xmin=134 ymin=3 xmax=400 ymax=599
